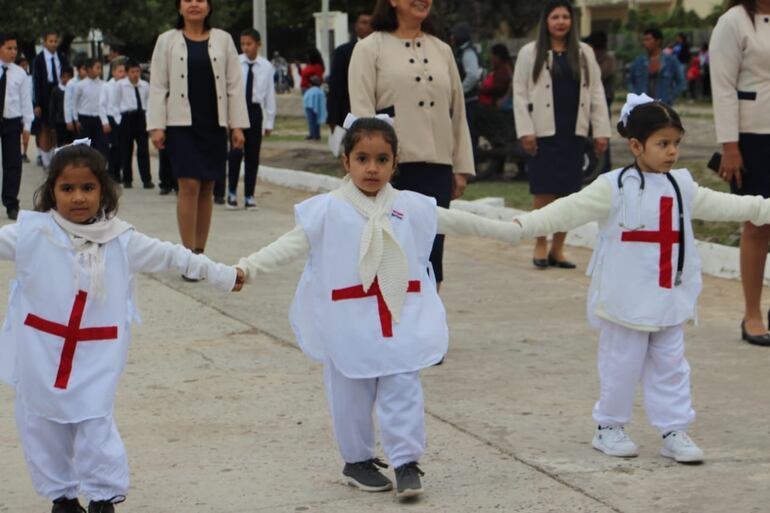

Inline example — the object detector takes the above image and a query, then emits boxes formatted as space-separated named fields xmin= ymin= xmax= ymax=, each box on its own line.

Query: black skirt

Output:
xmin=527 ymin=134 xmax=585 ymax=195
xmin=731 ymin=133 xmax=770 ymax=198
xmin=165 ymin=126 xmax=228 ymax=182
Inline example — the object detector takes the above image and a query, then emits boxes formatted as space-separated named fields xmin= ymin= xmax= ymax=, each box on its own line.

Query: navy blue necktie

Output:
xmin=134 ymin=85 xmax=143 ymax=111
xmin=50 ymin=56 xmax=58 ymax=86
xmin=0 ymin=66 xmax=7 ymax=118
xmin=245 ymin=63 xmax=254 ymax=104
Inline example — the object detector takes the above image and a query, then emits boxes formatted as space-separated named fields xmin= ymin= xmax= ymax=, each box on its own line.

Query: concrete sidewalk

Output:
xmin=1 ymin=158 xmax=769 ymax=513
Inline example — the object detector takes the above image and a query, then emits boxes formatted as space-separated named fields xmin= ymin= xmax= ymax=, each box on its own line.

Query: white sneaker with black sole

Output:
xmin=342 ymin=458 xmax=393 ymax=492
xmin=660 ymin=430 xmax=704 ymax=463
xmin=226 ymin=194 xmax=238 ymax=210
xmin=592 ymin=425 xmax=639 ymax=457
xmin=244 ymin=196 xmax=258 ymax=210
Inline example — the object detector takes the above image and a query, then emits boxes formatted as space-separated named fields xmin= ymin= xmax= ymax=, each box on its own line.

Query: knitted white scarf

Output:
xmin=331 ymin=176 xmax=409 ymax=322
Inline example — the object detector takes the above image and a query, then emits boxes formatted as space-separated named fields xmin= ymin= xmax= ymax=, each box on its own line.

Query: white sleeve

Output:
xmin=437 ymin=208 xmax=521 ymax=243
xmin=71 ymin=83 xmax=81 ymax=122
xmin=515 ymin=178 xmax=612 ymax=238
xmin=692 ymin=183 xmax=770 ymax=225
xmin=20 ymin=74 xmax=34 ymax=132
xmin=236 ymin=225 xmax=309 ymax=282
xmin=64 ymin=83 xmax=74 ymax=124
xmin=127 ymin=231 xmax=237 ymax=292
xmin=99 ymin=84 xmax=109 ymax=125
xmin=112 ymin=83 xmax=122 ymax=124
xmin=0 ymin=224 xmax=19 ymax=261
xmin=264 ymin=67 xmax=277 ymax=131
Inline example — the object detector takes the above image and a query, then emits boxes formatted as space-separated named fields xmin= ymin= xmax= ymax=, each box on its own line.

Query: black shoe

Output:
xmin=214 ymin=196 xmax=225 ymax=205
xmin=143 ymin=181 xmax=155 ymax=189
xmin=122 ymin=182 xmax=132 ymax=189
xmin=394 ymin=461 xmax=424 ymax=499
xmin=547 ymin=252 xmax=577 ymax=269
xmin=342 ymin=458 xmax=393 ymax=492
xmin=741 ymin=320 xmax=770 ymax=346
xmin=532 ymin=258 xmax=549 ymax=269
xmin=52 ymin=497 xmax=86 ymax=513
xmin=7 ymin=208 xmax=18 ymax=221
xmin=88 ymin=501 xmax=114 ymax=513
xmin=22 ymin=155 xmax=30 ymax=163
xmin=181 ymin=274 xmax=201 ymax=283
xmin=159 ymin=187 xmax=172 ymax=195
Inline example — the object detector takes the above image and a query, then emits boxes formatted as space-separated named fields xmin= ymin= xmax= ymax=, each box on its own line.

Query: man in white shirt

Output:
xmin=215 ymin=29 xmax=276 ymax=210
xmin=0 ymin=34 xmax=34 ymax=220
xmin=100 ymin=60 xmax=126 ymax=183
xmin=116 ymin=59 xmax=152 ymax=188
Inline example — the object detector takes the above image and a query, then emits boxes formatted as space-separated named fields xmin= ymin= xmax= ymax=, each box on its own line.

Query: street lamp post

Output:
xmin=253 ymin=0 xmax=267 ymax=56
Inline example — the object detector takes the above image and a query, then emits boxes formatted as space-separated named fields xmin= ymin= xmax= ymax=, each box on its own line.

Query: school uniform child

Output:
xmin=0 ymin=142 xmax=244 ymax=513
xmin=64 ymin=60 xmax=86 ymax=141
xmin=220 ymin=29 xmax=276 ymax=210
xmin=49 ymin=65 xmax=74 ymax=147
xmin=99 ymin=61 xmax=126 ymax=183
xmin=32 ymin=31 xmax=67 ymax=167
xmin=512 ymin=94 xmax=770 ymax=463
xmin=236 ymin=116 xmax=520 ymax=499
xmin=16 ymin=54 xmax=32 ymax=162
xmin=0 ymin=34 xmax=34 ymax=220
xmin=302 ymin=75 xmax=326 ymax=140
xmin=114 ymin=60 xmax=152 ymax=189
xmin=72 ymin=59 xmax=108 ymax=161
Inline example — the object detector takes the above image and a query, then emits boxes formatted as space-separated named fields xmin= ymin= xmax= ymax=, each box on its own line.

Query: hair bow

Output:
xmin=618 ymin=93 xmax=655 ymax=127
xmin=342 ymin=112 xmax=394 ymax=130
xmin=54 ymin=138 xmax=92 ymax=154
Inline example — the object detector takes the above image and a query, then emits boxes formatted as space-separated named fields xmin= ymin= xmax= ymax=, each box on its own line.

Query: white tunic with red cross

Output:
xmin=0 ymin=212 xmax=135 ymax=422
xmin=289 ymin=191 xmax=448 ymax=379
xmin=587 ymin=168 xmax=702 ymax=328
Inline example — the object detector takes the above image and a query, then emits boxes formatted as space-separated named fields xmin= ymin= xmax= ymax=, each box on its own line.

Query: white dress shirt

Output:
xmin=72 ymin=77 xmax=104 ymax=121
xmin=1 ymin=62 xmax=35 ymax=132
xmin=240 ymin=54 xmax=276 ymax=130
xmin=63 ymin=75 xmax=80 ymax=124
xmin=114 ymin=78 xmax=149 ymax=116
xmin=42 ymin=48 xmax=61 ymax=83
xmin=99 ymin=78 xmax=121 ymax=125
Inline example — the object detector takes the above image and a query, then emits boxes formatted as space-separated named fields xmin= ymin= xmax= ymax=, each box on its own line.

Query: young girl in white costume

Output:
xmin=236 ymin=115 xmax=519 ymax=499
xmin=513 ymin=94 xmax=770 ymax=463
xmin=0 ymin=141 xmax=244 ymax=513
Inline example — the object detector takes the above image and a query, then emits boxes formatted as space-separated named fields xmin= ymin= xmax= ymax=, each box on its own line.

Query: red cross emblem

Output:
xmin=331 ymin=277 xmax=421 ymax=337
xmin=621 ymin=196 xmax=680 ymax=289
xmin=24 ymin=290 xmax=119 ymax=390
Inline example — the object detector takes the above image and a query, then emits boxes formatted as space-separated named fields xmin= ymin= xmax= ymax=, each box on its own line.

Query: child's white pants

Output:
xmin=592 ymin=321 xmax=695 ymax=434
xmin=323 ymin=359 xmax=425 ymax=469
xmin=15 ymin=396 xmax=129 ymax=502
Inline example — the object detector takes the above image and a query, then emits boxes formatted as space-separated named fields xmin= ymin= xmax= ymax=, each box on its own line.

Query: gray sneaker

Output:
xmin=342 ymin=458 xmax=393 ymax=492
xmin=395 ymin=461 xmax=424 ymax=499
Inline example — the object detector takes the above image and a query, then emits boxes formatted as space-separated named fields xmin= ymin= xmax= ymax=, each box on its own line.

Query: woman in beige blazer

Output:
xmin=348 ymin=0 xmax=474 ymax=286
xmin=513 ymin=0 xmax=610 ymax=269
xmin=147 ymin=0 xmax=249 ymax=276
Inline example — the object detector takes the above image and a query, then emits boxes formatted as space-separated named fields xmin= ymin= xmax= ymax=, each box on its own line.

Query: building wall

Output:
xmin=576 ymin=0 xmax=723 ymax=36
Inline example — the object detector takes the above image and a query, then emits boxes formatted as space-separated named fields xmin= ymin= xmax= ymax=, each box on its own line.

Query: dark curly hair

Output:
xmin=617 ymin=101 xmax=685 ymax=144
xmin=34 ymin=145 xmax=121 ymax=217
xmin=342 ymin=117 xmax=399 ymax=159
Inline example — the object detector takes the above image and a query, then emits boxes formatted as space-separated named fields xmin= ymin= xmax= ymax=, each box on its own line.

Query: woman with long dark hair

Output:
xmin=348 ymin=0 xmax=475 ymax=289
xmin=513 ymin=0 xmax=610 ymax=269
xmin=147 ymin=0 xmax=249 ymax=279
xmin=710 ymin=0 xmax=770 ymax=345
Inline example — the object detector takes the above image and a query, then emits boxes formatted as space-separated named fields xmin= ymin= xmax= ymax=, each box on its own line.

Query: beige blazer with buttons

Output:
xmin=147 ymin=28 xmax=250 ymax=131
xmin=513 ymin=41 xmax=610 ymax=139
xmin=348 ymin=31 xmax=475 ymax=175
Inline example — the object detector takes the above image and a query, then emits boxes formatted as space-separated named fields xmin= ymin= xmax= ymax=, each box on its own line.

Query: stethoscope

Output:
xmin=617 ymin=163 xmax=686 ymax=286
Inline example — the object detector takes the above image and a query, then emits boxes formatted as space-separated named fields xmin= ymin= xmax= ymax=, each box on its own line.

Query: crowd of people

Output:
xmin=1 ymin=0 xmax=770 ymax=511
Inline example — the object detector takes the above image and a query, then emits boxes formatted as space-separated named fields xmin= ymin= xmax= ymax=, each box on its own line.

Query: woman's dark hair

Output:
xmin=491 ymin=43 xmax=512 ymax=64
xmin=616 ymin=101 xmax=685 ymax=144
xmin=34 ymin=145 xmax=121 ymax=217
xmin=533 ymin=0 xmax=582 ymax=82
xmin=342 ymin=118 xmax=399 ymax=159
xmin=307 ymin=47 xmax=324 ymax=67
xmin=370 ymin=0 xmax=437 ymax=36
xmin=175 ymin=0 xmax=213 ymax=30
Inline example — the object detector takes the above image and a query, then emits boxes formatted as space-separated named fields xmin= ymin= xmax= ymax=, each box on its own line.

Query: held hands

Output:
xmin=150 ymin=129 xmax=166 ymax=150
xmin=520 ymin=135 xmax=538 ymax=156
xmin=720 ymin=142 xmax=743 ymax=189
xmin=232 ymin=267 xmax=245 ymax=292
xmin=593 ymin=137 xmax=609 ymax=156
xmin=231 ymin=128 xmax=245 ymax=150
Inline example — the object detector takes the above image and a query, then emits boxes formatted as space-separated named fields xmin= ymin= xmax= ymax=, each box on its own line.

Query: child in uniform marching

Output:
xmin=0 ymin=34 xmax=34 ymax=221
xmin=99 ymin=60 xmax=126 ymax=183
xmin=72 ymin=59 xmax=108 ymax=160
xmin=512 ymin=94 xmax=770 ymax=463
xmin=31 ymin=30 xmax=67 ymax=168
xmin=49 ymin=64 xmax=74 ymax=147
xmin=16 ymin=54 xmax=33 ymax=163
xmin=114 ymin=59 xmax=153 ymax=189
xmin=236 ymin=115 xmax=520 ymax=499
xmin=64 ymin=59 xmax=87 ymax=142
xmin=0 ymin=141 xmax=244 ymax=513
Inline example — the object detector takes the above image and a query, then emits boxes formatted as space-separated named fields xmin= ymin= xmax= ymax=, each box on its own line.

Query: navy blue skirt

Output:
xmin=527 ymin=134 xmax=585 ymax=196
xmin=165 ymin=126 xmax=227 ymax=182
xmin=731 ymin=133 xmax=770 ymax=198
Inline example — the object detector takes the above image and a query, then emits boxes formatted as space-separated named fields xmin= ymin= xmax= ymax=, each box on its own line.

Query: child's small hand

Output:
xmin=232 ymin=267 xmax=245 ymax=292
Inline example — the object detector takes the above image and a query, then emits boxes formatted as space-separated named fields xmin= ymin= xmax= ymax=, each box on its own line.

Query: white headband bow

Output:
xmin=342 ymin=113 xmax=394 ymax=130
xmin=54 ymin=138 xmax=92 ymax=154
xmin=619 ymin=93 xmax=655 ymax=127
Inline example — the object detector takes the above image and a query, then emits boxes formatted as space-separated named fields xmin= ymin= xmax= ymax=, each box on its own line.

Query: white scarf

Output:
xmin=331 ymin=176 xmax=410 ymax=322
xmin=51 ymin=210 xmax=133 ymax=302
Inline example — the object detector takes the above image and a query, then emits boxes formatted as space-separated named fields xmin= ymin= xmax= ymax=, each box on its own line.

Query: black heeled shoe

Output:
xmin=547 ymin=252 xmax=577 ymax=269
xmin=532 ymin=258 xmax=549 ymax=269
xmin=741 ymin=320 xmax=770 ymax=346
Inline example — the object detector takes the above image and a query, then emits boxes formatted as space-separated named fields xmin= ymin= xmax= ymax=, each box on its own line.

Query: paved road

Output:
xmin=1 ymin=157 xmax=768 ymax=512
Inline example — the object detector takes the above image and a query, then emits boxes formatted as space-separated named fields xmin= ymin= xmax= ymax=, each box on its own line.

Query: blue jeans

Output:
xmin=305 ymin=108 xmax=320 ymax=139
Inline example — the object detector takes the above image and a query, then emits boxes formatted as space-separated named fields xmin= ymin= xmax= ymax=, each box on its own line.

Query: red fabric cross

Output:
xmin=24 ymin=290 xmax=118 ymax=390
xmin=331 ymin=277 xmax=421 ymax=337
xmin=621 ymin=196 xmax=680 ymax=289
